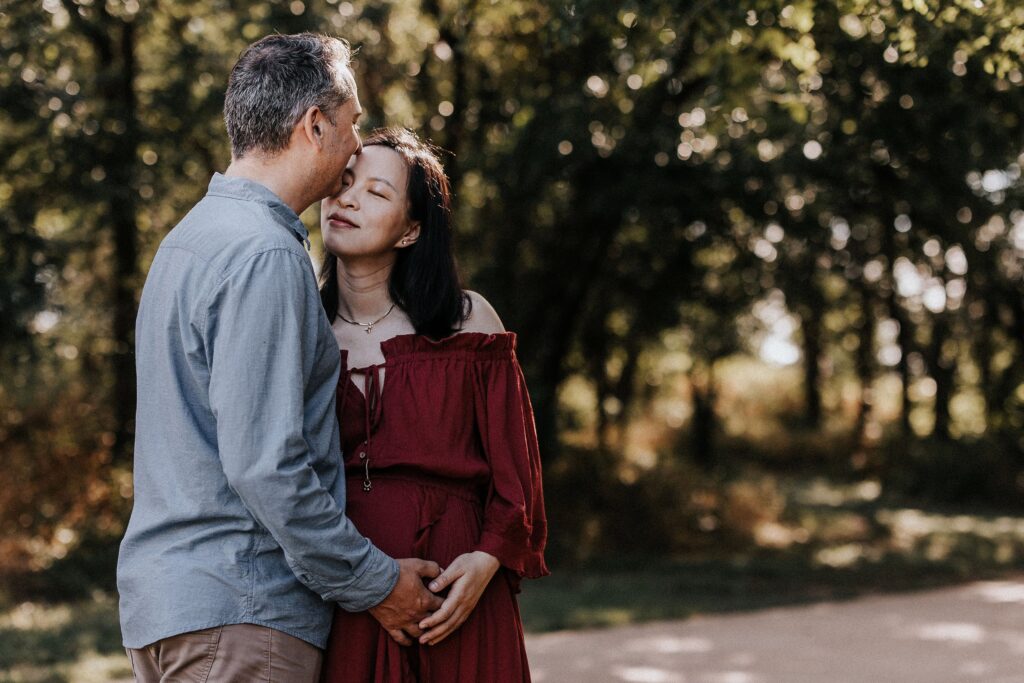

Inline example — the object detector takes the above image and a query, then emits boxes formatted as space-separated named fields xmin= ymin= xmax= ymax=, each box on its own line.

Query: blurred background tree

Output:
xmin=2 ymin=0 xmax=1024 ymax=597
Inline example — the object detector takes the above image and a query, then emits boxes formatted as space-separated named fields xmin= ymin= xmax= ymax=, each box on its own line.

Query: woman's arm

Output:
xmin=418 ymin=291 xmax=549 ymax=646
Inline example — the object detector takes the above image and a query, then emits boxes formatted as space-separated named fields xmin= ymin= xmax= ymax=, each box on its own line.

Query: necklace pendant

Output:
xmin=337 ymin=302 xmax=396 ymax=334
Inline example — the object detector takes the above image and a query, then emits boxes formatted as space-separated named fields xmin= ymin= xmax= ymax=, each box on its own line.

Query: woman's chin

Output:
xmin=322 ymin=234 xmax=357 ymax=257
xmin=328 ymin=246 xmax=387 ymax=261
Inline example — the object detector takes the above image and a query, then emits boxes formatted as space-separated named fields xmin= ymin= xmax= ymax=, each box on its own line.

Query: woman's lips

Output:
xmin=328 ymin=214 xmax=359 ymax=229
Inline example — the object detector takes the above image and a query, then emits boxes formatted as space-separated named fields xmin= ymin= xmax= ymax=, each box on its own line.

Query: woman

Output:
xmin=318 ymin=128 xmax=548 ymax=682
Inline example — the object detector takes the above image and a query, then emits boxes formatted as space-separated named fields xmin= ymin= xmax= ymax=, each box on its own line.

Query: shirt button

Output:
xmin=358 ymin=450 xmax=366 ymax=459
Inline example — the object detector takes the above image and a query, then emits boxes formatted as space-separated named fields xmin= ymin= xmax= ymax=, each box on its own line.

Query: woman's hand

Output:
xmin=417 ymin=551 xmax=501 ymax=646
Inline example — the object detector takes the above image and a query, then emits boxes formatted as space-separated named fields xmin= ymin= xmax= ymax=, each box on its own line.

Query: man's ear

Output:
xmin=300 ymin=106 xmax=325 ymax=150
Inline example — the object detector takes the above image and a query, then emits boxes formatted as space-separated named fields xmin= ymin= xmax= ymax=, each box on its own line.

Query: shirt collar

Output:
xmin=206 ymin=173 xmax=311 ymax=250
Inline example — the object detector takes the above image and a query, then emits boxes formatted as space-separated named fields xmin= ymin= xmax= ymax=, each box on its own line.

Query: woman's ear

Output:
xmin=398 ymin=221 xmax=421 ymax=248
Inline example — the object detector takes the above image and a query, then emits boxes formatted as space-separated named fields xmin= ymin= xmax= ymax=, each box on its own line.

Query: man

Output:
xmin=117 ymin=33 xmax=441 ymax=681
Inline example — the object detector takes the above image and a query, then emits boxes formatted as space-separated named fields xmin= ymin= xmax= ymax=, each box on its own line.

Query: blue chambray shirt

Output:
xmin=117 ymin=173 xmax=399 ymax=649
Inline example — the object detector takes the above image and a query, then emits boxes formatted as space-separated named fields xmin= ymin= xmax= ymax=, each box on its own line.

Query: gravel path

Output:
xmin=525 ymin=578 xmax=1024 ymax=683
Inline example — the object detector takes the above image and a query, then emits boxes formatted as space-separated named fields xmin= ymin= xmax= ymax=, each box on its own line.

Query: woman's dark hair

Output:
xmin=319 ymin=127 xmax=470 ymax=339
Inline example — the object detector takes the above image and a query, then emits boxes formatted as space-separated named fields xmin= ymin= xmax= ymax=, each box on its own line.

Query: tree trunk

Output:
xmin=610 ymin=340 xmax=641 ymax=435
xmin=583 ymin=321 xmax=612 ymax=452
xmin=690 ymin=362 xmax=717 ymax=471
xmin=853 ymin=284 xmax=876 ymax=443
xmin=993 ymin=290 xmax=1024 ymax=426
xmin=801 ymin=303 xmax=823 ymax=430
xmin=927 ymin=310 xmax=955 ymax=441
xmin=967 ymin=292 xmax=994 ymax=428
xmin=518 ymin=178 xmax=626 ymax=463
xmin=894 ymin=307 xmax=913 ymax=436
xmin=108 ymin=19 xmax=140 ymax=462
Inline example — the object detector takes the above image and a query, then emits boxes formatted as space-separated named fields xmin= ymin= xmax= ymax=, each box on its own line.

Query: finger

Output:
xmin=386 ymin=628 xmax=412 ymax=646
xmin=419 ymin=578 xmax=468 ymax=629
xmin=413 ymin=577 xmax=445 ymax=614
xmin=415 ymin=560 xmax=442 ymax=578
xmin=428 ymin=564 xmax=464 ymax=593
xmin=421 ymin=591 xmax=444 ymax=613
xmin=418 ymin=593 xmax=459 ymax=630
xmin=420 ymin=610 xmax=467 ymax=646
xmin=420 ymin=619 xmax=454 ymax=645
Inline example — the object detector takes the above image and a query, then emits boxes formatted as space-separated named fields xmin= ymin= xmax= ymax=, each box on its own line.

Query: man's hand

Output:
xmin=417 ymin=551 xmax=500 ymax=646
xmin=368 ymin=558 xmax=444 ymax=646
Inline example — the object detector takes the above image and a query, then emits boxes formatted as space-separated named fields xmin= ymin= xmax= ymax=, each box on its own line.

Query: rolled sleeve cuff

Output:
xmin=322 ymin=545 xmax=400 ymax=612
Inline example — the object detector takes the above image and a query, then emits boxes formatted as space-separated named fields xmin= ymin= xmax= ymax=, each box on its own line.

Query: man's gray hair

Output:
xmin=224 ymin=33 xmax=354 ymax=159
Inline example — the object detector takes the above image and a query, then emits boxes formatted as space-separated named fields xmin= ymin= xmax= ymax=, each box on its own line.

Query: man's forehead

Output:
xmin=335 ymin=66 xmax=362 ymax=115
xmin=335 ymin=64 xmax=357 ymax=91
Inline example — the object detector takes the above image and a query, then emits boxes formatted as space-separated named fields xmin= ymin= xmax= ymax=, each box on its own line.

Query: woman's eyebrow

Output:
xmin=368 ymin=177 xmax=398 ymax=192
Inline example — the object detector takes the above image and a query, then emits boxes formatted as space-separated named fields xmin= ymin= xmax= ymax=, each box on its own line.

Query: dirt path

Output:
xmin=525 ymin=577 xmax=1024 ymax=683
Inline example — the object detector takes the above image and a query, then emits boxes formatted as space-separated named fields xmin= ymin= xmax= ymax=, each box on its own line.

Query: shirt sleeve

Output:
xmin=471 ymin=348 xmax=550 ymax=585
xmin=204 ymin=247 xmax=398 ymax=611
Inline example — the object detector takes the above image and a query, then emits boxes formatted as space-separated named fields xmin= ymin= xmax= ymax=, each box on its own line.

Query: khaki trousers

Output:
xmin=126 ymin=623 xmax=323 ymax=683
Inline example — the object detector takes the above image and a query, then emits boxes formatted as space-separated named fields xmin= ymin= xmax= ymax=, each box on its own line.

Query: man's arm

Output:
xmin=204 ymin=247 xmax=438 ymax=623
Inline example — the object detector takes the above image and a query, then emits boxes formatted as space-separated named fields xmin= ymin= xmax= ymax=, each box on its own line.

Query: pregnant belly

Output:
xmin=343 ymin=474 xmax=484 ymax=566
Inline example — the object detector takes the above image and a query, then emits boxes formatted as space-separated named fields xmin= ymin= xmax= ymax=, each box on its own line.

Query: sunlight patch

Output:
xmin=706 ymin=673 xmax=765 ymax=683
xmin=917 ymin=622 xmax=986 ymax=643
xmin=972 ymin=580 xmax=1024 ymax=604
xmin=613 ymin=666 xmax=685 ymax=683
xmin=0 ymin=602 xmax=72 ymax=631
xmin=626 ymin=635 xmax=714 ymax=654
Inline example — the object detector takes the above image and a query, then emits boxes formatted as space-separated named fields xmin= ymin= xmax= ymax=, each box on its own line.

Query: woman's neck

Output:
xmin=335 ymin=255 xmax=396 ymax=321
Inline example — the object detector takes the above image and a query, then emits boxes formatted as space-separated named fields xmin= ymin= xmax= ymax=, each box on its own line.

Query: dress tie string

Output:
xmin=348 ymin=362 xmax=387 ymax=491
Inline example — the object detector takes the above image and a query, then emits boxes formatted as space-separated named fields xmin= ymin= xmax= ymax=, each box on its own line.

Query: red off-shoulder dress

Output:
xmin=321 ymin=332 xmax=548 ymax=683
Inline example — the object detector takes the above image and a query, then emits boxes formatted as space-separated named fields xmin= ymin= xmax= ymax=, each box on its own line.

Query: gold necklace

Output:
xmin=336 ymin=302 xmax=396 ymax=334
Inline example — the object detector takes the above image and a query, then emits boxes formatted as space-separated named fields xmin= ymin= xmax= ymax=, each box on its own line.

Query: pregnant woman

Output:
xmin=318 ymin=128 xmax=548 ymax=682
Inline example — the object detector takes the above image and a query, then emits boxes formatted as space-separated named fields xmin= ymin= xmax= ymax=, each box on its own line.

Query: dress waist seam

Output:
xmin=347 ymin=470 xmax=483 ymax=504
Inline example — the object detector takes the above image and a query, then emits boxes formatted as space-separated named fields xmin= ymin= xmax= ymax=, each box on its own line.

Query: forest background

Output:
xmin=2 ymin=0 xmax=1024 ymax=679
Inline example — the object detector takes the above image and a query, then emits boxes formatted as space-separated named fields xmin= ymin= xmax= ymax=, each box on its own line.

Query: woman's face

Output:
xmin=321 ymin=145 xmax=418 ymax=259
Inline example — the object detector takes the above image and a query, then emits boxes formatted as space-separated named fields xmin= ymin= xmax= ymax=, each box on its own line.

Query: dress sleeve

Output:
xmin=471 ymin=346 xmax=550 ymax=583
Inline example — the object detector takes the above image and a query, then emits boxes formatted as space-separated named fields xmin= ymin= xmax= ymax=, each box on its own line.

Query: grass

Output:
xmin=518 ymin=552 xmax=1018 ymax=633
xmin=0 ymin=594 xmax=128 ymax=683
xmin=521 ymin=473 xmax=1024 ymax=631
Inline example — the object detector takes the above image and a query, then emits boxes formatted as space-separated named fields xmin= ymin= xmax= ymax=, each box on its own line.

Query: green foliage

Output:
xmin=882 ymin=431 xmax=1024 ymax=505
xmin=0 ymin=594 xmax=126 ymax=682
xmin=2 ymin=0 xmax=1024 ymax=583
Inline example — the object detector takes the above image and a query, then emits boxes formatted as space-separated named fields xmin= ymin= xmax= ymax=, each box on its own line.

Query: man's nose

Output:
xmin=354 ymin=138 xmax=363 ymax=156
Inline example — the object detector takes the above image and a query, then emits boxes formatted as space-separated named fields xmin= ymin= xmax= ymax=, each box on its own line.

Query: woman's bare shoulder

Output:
xmin=459 ymin=290 xmax=506 ymax=335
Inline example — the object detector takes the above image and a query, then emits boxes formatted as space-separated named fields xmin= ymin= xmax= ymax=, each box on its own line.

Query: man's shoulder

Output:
xmin=159 ymin=195 xmax=307 ymax=277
